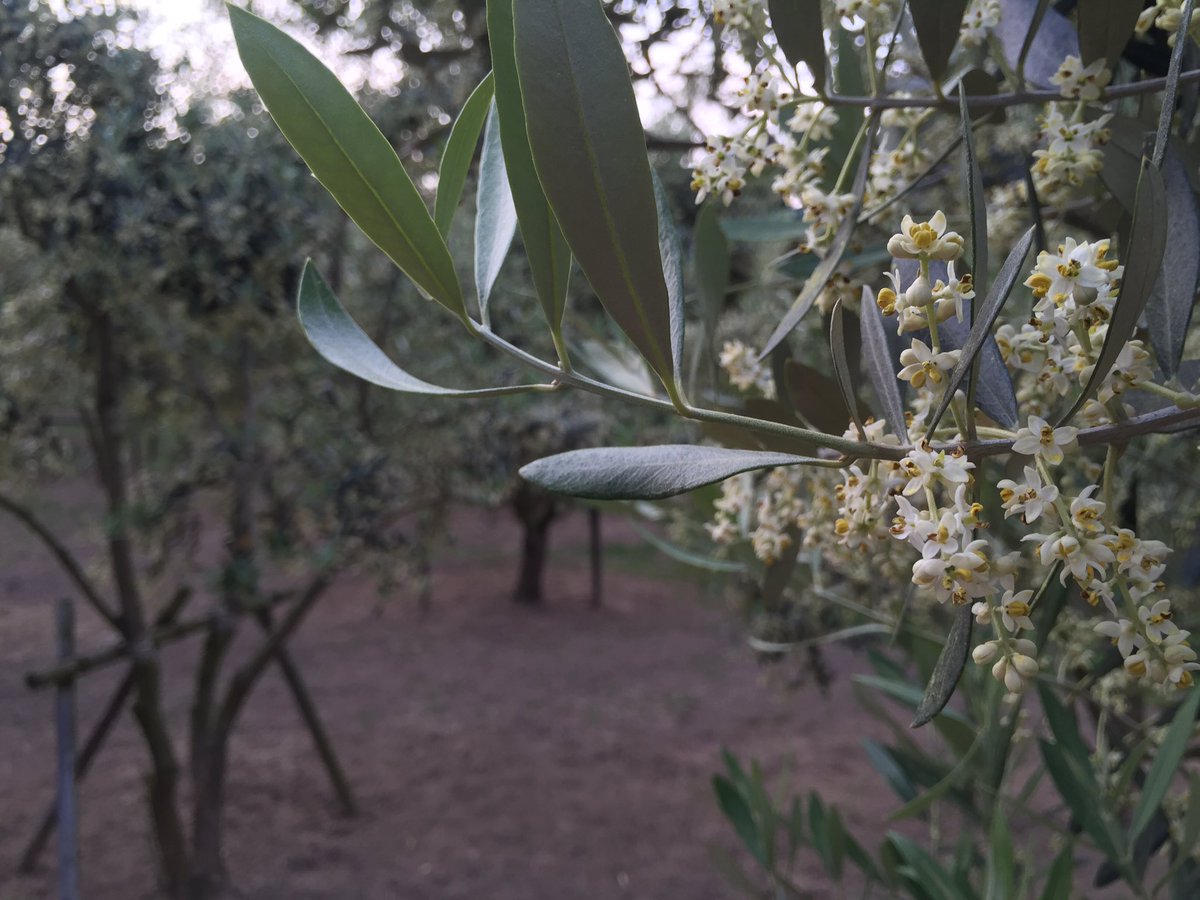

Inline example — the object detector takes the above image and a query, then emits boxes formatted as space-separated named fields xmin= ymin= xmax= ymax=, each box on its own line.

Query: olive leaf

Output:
xmin=520 ymin=445 xmax=825 ymax=501
xmin=296 ymin=262 xmax=540 ymax=397
xmin=514 ymin=0 xmax=676 ymax=391
xmin=434 ymin=72 xmax=494 ymax=237
xmin=229 ymin=5 xmax=464 ymax=315
xmin=1129 ymin=688 xmax=1200 ymax=842
xmin=911 ymin=605 xmax=973 ymax=728
xmin=1060 ymin=158 xmax=1168 ymax=424
xmin=760 ymin=117 xmax=877 ymax=358
xmin=830 ymin=301 xmax=866 ymax=439
xmin=474 ymin=101 xmax=518 ymax=323
xmin=693 ymin=203 xmax=730 ymax=339
xmin=1145 ymin=145 xmax=1200 ymax=380
xmin=769 ymin=0 xmax=826 ymax=91
xmin=908 ymin=0 xmax=968 ymax=86
xmin=487 ymin=0 xmax=572 ymax=331
xmin=925 ymin=226 xmax=1035 ymax=438
xmin=1076 ymin=0 xmax=1143 ymax=70
xmin=652 ymin=171 xmax=686 ymax=391
xmin=859 ymin=286 xmax=909 ymax=438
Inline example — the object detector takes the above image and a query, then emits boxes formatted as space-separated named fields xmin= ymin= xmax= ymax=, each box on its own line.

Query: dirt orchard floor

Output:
xmin=0 ymin=504 xmax=904 ymax=900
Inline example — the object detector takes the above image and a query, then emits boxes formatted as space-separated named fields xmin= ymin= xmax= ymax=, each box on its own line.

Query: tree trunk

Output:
xmin=187 ymin=734 xmax=229 ymax=900
xmin=511 ymin=483 xmax=557 ymax=605
xmin=88 ymin=304 xmax=190 ymax=896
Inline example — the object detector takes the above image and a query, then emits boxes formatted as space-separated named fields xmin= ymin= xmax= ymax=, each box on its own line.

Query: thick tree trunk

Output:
xmin=89 ymin=305 xmax=190 ymax=895
xmin=187 ymin=735 xmax=229 ymax=900
xmin=511 ymin=483 xmax=557 ymax=605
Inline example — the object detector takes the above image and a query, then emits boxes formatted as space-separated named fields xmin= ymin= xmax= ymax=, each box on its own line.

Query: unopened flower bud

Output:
xmin=972 ymin=641 xmax=999 ymax=665
xmin=904 ymin=274 xmax=932 ymax=308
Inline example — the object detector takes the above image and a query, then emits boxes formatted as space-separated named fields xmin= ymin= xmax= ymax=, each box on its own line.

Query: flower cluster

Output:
xmin=960 ymin=0 xmax=1002 ymax=47
xmin=709 ymin=210 xmax=1196 ymax=698
xmin=1136 ymin=1 xmax=1200 ymax=46
xmin=1030 ymin=57 xmax=1113 ymax=201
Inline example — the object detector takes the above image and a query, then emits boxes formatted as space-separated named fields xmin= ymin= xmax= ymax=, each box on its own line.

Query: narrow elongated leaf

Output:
xmin=720 ymin=212 xmax=808 ymax=242
xmin=487 ymin=0 xmax=571 ymax=330
xmin=760 ymin=118 xmax=877 ymax=357
xmin=514 ymin=0 xmax=675 ymax=388
xmin=434 ymin=72 xmax=494 ymax=236
xmin=296 ymin=263 xmax=539 ymax=397
xmin=1147 ymin=145 xmax=1200 ymax=379
xmin=996 ymin=0 xmax=1078 ymax=87
xmin=1077 ymin=0 xmax=1143 ymax=69
xmin=1130 ymin=689 xmax=1200 ymax=842
xmin=911 ymin=605 xmax=972 ymax=728
xmin=629 ymin=521 xmax=747 ymax=574
xmin=229 ymin=6 xmax=463 ymax=314
xmin=652 ymin=171 xmax=685 ymax=390
xmin=926 ymin=226 xmax=1035 ymax=437
xmin=984 ymin=805 xmax=1016 ymax=900
xmin=694 ymin=203 xmax=730 ymax=336
xmin=474 ymin=101 xmax=518 ymax=321
xmin=959 ymin=83 xmax=988 ymax=303
xmin=713 ymin=776 xmax=767 ymax=868
xmin=769 ymin=0 xmax=826 ymax=90
xmin=1060 ymin=159 xmax=1168 ymax=424
xmin=859 ymin=286 xmax=909 ymax=437
xmin=519 ymin=445 xmax=823 ymax=500
xmin=830 ymin=301 xmax=865 ymax=438
xmin=1038 ymin=842 xmax=1074 ymax=900
xmin=1039 ymin=738 xmax=1126 ymax=862
xmin=1154 ymin=0 xmax=1197 ymax=168
xmin=908 ymin=0 xmax=968 ymax=85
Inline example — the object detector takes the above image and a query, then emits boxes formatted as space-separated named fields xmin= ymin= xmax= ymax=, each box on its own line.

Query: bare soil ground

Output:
xmin=0 ymin=505 xmax=898 ymax=899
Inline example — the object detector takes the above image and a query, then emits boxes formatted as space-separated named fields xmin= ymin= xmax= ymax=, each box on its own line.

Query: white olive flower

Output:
xmin=898 ymin=339 xmax=960 ymax=390
xmin=886 ymin=211 xmax=964 ymax=261
xmin=1139 ymin=599 xmax=1179 ymax=644
xmin=997 ymin=465 xmax=1059 ymax=524
xmin=1011 ymin=415 xmax=1079 ymax=465
xmin=1069 ymin=485 xmax=1106 ymax=535
xmin=1095 ymin=617 xmax=1141 ymax=658
xmin=999 ymin=588 xmax=1035 ymax=632
xmin=1051 ymin=55 xmax=1112 ymax=101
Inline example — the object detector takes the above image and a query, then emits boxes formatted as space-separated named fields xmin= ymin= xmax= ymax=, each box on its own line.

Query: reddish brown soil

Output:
xmin=0 ymin=505 xmax=898 ymax=899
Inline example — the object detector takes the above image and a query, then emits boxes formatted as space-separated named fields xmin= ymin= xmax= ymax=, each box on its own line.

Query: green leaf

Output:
xmin=1146 ymin=145 xmax=1200 ymax=379
xmin=1060 ymin=158 xmax=1168 ymax=424
xmin=1153 ymin=0 xmax=1197 ymax=167
xmin=513 ymin=0 xmax=676 ymax=391
xmin=864 ymin=741 xmax=918 ymax=803
xmin=434 ymin=72 xmax=494 ymax=236
xmin=1038 ymin=842 xmax=1074 ymax=900
xmin=1039 ymin=738 xmax=1125 ymax=863
xmin=628 ymin=520 xmax=747 ymax=574
xmin=714 ymin=775 xmax=767 ymax=868
xmin=959 ymin=82 xmax=988 ymax=304
xmin=769 ymin=0 xmax=826 ymax=91
xmin=719 ymin=211 xmax=807 ymax=242
xmin=519 ymin=445 xmax=824 ymax=501
xmin=487 ymin=0 xmax=571 ymax=331
xmin=984 ymin=804 xmax=1016 ymax=900
xmin=693 ymin=202 xmax=730 ymax=339
xmin=1076 ymin=0 xmax=1142 ymax=70
xmin=760 ymin=118 xmax=877 ymax=357
xmin=228 ymin=5 xmax=463 ymax=315
xmin=859 ymin=287 xmax=908 ymax=438
xmin=296 ymin=262 xmax=534 ymax=397
xmin=1129 ymin=688 xmax=1200 ymax=842
xmin=474 ymin=100 xmax=518 ymax=321
xmin=925 ymin=226 xmax=1036 ymax=439
xmin=908 ymin=0 xmax=967 ymax=85
xmin=652 ymin=171 xmax=685 ymax=391
xmin=911 ymin=605 xmax=974 ymax=728
xmin=830 ymin=300 xmax=865 ymax=438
